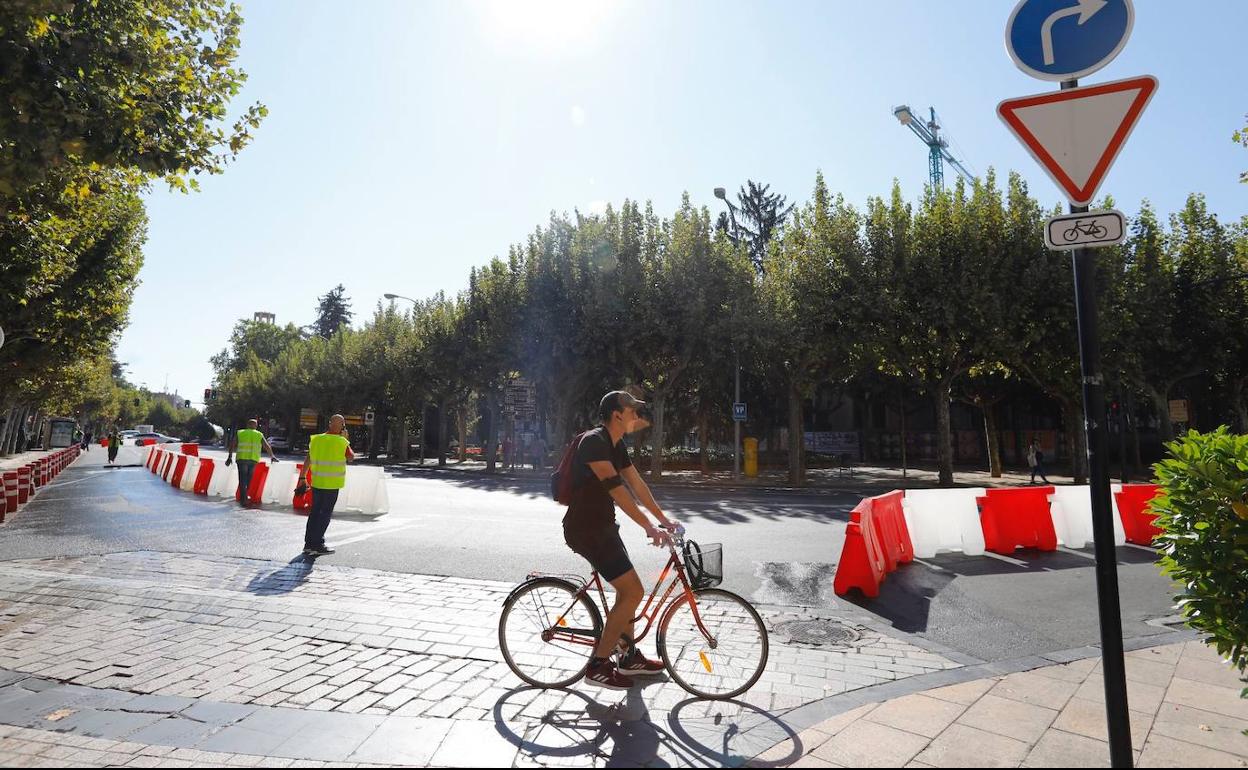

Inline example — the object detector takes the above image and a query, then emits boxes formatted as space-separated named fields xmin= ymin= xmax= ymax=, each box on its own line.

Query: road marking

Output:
xmin=331 ymin=522 xmax=421 ymax=546
xmin=1057 ymin=546 xmax=1098 ymax=561
xmin=982 ymin=552 xmax=1030 ymax=568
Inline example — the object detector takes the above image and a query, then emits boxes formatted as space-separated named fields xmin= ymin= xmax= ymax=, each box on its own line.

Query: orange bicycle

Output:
xmin=498 ymin=525 xmax=769 ymax=699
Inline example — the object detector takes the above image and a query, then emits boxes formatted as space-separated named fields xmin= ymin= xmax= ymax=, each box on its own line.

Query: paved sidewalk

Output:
xmin=0 ymin=551 xmax=960 ymax=767
xmin=750 ymin=640 xmax=1248 ymax=768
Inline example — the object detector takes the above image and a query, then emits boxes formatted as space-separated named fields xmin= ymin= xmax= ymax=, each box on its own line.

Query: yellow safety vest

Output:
xmin=309 ymin=433 xmax=350 ymax=490
xmin=236 ymin=429 xmax=263 ymax=462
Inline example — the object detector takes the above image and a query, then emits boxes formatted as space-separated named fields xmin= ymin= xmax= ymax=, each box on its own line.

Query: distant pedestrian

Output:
xmin=107 ymin=429 xmax=120 ymax=464
xmin=226 ymin=419 xmax=279 ymax=505
xmin=82 ymin=429 xmax=93 ymax=451
xmin=1027 ymin=437 xmax=1050 ymax=484
xmin=534 ymin=436 xmax=548 ymax=470
xmin=502 ymin=436 xmax=513 ymax=471
xmin=297 ymin=414 xmax=354 ymax=557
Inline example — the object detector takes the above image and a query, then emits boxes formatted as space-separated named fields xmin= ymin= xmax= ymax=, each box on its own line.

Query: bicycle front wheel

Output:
xmin=657 ymin=588 xmax=769 ymax=700
xmin=499 ymin=577 xmax=602 ymax=689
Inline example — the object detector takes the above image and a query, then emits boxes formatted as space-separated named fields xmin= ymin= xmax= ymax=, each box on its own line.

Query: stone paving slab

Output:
xmin=0 ymin=551 xmax=960 ymax=767
xmin=751 ymin=640 xmax=1248 ymax=768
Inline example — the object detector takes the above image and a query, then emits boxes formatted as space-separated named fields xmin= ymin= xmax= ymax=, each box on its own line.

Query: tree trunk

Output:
xmin=983 ymin=401 xmax=1002 ymax=477
xmin=396 ymin=417 xmax=409 ymax=462
xmin=1233 ymin=378 xmax=1248 ymax=434
xmin=458 ymin=409 xmax=468 ymax=462
xmin=1148 ymin=388 xmax=1173 ymax=443
xmin=0 ymin=407 xmax=14 ymax=456
xmin=899 ymin=386 xmax=908 ymax=479
xmin=788 ymin=381 xmax=804 ymax=486
xmin=1127 ymin=390 xmax=1143 ymax=476
xmin=484 ymin=393 xmax=499 ymax=473
xmin=443 ymin=403 xmax=454 ymax=467
xmin=1062 ymin=399 xmax=1088 ymax=484
xmin=935 ymin=379 xmax=954 ymax=487
xmin=649 ymin=393 xmax=666 ymax=479
xmin=698 ymin=408 xmax=710 ymax=476
xmin=435 ymin=400 xmax=446 ymax=466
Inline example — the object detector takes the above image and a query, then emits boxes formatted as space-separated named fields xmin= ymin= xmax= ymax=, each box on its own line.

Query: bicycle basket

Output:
xmin=683 ymin=541 xmax=723 ymax=589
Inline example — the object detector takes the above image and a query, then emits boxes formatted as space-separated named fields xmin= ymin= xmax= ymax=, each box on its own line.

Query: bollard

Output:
xmin=17 ymin=466 xmax=31 ymax=504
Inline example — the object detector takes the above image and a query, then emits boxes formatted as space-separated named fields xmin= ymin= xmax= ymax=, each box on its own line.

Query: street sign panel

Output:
xmin=1006 ymin=0 xmax=1134 ymax=81
xmin=997 ymin=75 xmax=1156 ymax=206
xmin=1044 ymin=209 xmax=1125 ymax=250
xmin=299 ymin=408 xmax=318 ymax=429
xmin=345 ymin=415 xmax=365 ymax=427
xmin=732 ymin=403 xmax=747 ymax=422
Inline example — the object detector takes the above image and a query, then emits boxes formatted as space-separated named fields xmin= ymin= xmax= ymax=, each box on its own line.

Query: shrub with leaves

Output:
xmin=1153 ymin=427 xmax=1248 ymax=700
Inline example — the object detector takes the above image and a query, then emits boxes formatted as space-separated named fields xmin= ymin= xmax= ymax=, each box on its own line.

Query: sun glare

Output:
xmin=473 ymin=0 xmax=620 ymax=57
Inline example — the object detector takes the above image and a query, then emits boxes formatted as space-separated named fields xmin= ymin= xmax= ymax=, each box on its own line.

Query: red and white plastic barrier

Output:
xmin=835 ymin=483 xmax=1163 ymax=597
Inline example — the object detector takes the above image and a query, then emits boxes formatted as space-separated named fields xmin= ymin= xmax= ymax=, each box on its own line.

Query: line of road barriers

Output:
xmin=1 ymin=446 xmax=81 ymax=522
xmin=834 ymin=483 xmax=1163 ymax=597
xmin=143 ymin=444 xmax=390 ymax=516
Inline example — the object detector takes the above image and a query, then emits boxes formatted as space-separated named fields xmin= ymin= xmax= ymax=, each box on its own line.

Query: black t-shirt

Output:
xmin=563 ymin=426 xmax=632 ymax=535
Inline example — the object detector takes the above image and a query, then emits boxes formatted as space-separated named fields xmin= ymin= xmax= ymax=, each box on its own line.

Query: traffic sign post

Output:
xmin=1044 ymin=209 xmax=1125 ymax=250
xmin=1003 ymin=2 xmax=1143 ymax=765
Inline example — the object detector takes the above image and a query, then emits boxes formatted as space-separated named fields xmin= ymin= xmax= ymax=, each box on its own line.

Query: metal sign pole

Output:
xmin=1066 ymin=74 xmax=1133 ymax=770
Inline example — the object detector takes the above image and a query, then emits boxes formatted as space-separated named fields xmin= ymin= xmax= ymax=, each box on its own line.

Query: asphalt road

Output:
xmin=1 ymin=449 xmax=1179 ymax=664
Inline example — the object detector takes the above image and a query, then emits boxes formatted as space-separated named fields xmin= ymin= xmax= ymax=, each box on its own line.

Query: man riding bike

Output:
xmin=564 ymin=390 xmax=678 ymax=690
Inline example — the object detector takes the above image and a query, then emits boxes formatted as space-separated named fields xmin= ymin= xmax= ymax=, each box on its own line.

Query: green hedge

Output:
xmin=1153 ymin=427 xmax=1248 ymax=702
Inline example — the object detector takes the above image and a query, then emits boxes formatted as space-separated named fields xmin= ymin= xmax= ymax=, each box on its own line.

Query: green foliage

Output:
xmin=313 ymin=284 xmax=354 ymax=339
xmin=1235 ymin=115 xmax=1248 ymax=184
xmin=717 ymin=181 xmax=795 ymax=273
xmin=0 ymin=0 xmax=267 ymax=197
xmin=1153 ymin=427 xmax=1248 ymax=699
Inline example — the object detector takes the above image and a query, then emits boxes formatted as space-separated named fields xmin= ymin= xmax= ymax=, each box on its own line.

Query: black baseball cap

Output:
xmin=598 ymin=390 xmax=646 ymax=421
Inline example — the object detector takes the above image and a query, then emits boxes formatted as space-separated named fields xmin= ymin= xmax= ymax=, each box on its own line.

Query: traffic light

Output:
xmin=204 ymin=388 xmax=213 ymax=402
xmin=184 ymin=400 xmax=191 ymax=409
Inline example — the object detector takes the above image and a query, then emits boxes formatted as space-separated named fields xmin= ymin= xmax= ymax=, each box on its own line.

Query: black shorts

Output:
xmin=564 ymin=523 xmax=634 ymax=582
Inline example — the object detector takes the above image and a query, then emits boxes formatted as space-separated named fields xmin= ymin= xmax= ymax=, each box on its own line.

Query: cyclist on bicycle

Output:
xmin=566 ymin=389 xmax=677 ymax=690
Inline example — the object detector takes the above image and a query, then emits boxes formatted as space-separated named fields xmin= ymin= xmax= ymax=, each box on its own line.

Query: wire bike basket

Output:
xmin=683 ymin=540 xmax=723 ymax=589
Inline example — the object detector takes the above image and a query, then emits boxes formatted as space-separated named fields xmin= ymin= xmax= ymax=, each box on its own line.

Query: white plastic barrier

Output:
xmin=1048 ymin=484 xmax=1126 ymax=548
xmin=901 ymin=487 xmax=988 ymax=558
xmin=334 ymin=465 xmax=389 ymax=514
xmin=208 ymin=460 xmax=238 ymax=498
xmin=179 ymin=456 xmax=199 ymax=492
xmin=263 ymin=461 xmax=299 ymax=504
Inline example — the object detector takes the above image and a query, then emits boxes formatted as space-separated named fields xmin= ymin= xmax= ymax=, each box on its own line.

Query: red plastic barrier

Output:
xmin=236 ymin=461 xmax=270 ymax=505
xmin=979 ymin=486 xmax=1057 ymax=554
xmin=193 ymin=459 xmax=215 ymax=495
xmin=149 ymin=448 xmax=163 ymax=471
xmin=140 ymin=437 xmax=156 ymax=447
xmin=293 ymin=464 xmax=312 ymax=513
xmin=17 ymin=466 xmax=31 ymax=505
xmin=170 ymin=455 xmax=189 ymax=487
xmin=100 ymin=438 xmax=109 ymax=448
xmin=182 ymin=444 xmax=199 ymax=457
xmin=833 ymin=498 xmax=888 ymax=597
xmin=870 ymin=489 xmax=915 ymax=571
xmin=2 ymin=471 xmax=17 ymax=519
xmin=1114 ymin=484 xmax=1162 ymax=545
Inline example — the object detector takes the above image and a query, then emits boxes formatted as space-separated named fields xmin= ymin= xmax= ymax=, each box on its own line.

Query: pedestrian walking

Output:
xmin=561 ymin=389 xmax=677 ymax=689
xmin=82 ymin=428 xmax=93 ymax=451
xmin=297 ymin=414 xmax=354 ymax=557
xmin=534 ymin=435 xmax=548 ymax=470
xmin=502 ymin=435 xmax=513 ymax=471
xmin=1027 ymin=436 xmax=1050 ymax=484
xmin=107 ymin=428 xmax=120 ymax=465
xmin=226 ymin=419 xmax=279 ymax=505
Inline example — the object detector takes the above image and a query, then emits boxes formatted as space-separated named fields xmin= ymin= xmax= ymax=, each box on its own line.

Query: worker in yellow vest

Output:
xmin=226 ymin=418 xmax=279 ymax=505
xmin=298 ymin=414 xmax=354 ymax=557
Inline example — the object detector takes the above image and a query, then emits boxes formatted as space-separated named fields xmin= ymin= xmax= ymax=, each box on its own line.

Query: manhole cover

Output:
xmin=774 ymin=619 xmax=860 ymax=646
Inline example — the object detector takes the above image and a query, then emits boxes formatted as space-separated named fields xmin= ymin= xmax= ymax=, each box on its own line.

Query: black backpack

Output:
xmin=550 ymin=430 xmax=591 ymax=505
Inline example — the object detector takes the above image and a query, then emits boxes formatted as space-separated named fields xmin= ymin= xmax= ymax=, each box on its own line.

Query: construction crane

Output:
xmin=892 ymin=105 xmax=975 ymax=190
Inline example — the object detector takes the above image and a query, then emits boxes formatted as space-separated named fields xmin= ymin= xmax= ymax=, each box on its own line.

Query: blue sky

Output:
xmin=117 ymin=0 xmax=1247 ymax=401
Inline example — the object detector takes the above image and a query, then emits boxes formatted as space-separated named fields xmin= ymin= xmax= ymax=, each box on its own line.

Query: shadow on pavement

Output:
xmin=492 ymin=684 xmax=799 ymax=768
xmin=843 ymin=544 xmax=1163 ymax=635
xmin=245 ymin=555 xmax=315 ymax=596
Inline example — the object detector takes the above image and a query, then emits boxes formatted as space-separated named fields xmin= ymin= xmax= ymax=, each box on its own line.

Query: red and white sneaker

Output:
xmin=617 ymin=650 xmax=665 ymax=676
xmin=583 ymin=659 xmax=632 ymax=690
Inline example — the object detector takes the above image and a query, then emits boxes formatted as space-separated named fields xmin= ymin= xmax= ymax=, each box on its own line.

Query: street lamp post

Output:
xmin=715 ymin=187 xmax=742 ymax=481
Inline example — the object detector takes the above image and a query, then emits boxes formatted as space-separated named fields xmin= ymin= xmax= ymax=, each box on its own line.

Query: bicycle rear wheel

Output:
xmin=499 ymin=577 xmax=602 ymax=689
xmin=657 ymin=588 xmax=768 ymax=700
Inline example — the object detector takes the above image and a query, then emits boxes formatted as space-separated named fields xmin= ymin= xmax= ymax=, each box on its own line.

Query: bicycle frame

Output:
xmin=538 ymin=539 xmax=717 ymax=651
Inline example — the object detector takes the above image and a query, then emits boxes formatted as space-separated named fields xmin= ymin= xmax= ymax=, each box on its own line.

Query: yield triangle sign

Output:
xmin=998 ymin=75 xmax=1157 ymax=206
